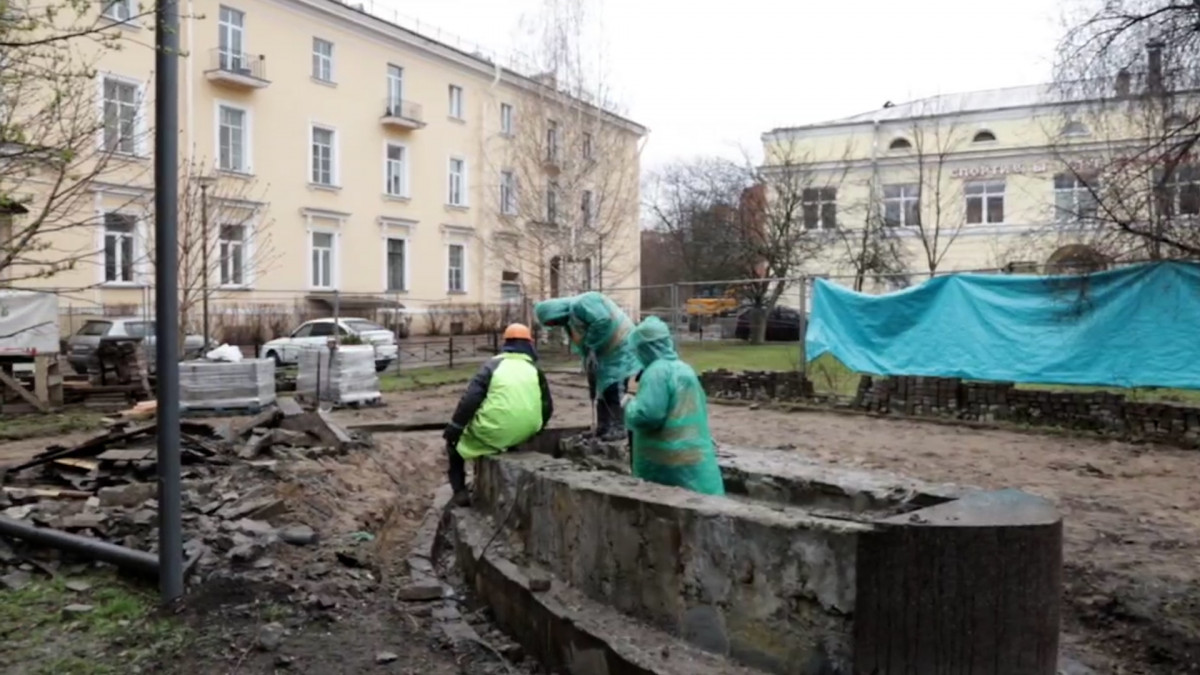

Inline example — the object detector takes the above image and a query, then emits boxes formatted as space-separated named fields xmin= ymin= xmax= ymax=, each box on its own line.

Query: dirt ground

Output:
xmin=3 ymin=371 xmax=1198 ymax=673
xmin=369 ymin=373 xmax=1200 ymax=674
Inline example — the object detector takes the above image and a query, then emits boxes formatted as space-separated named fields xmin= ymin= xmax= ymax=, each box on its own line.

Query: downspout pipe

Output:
xmin=0 ymin=517 xmax=159 ymax=577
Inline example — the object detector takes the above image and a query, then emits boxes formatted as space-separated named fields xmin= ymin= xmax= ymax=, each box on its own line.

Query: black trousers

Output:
xmin=586 ymin=358 xmax=625 ymax=436
xmin=447 ymin=441 xmax=467 ymax=493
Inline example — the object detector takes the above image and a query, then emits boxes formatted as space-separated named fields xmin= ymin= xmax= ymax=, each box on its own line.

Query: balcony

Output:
xmin=204 ymin=49 xmax=270 ymax=89
xmin=381 ymin=99 xmax=425 ymax=130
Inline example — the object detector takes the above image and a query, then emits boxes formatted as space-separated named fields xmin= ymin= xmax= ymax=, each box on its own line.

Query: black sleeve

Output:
xmin=450 ymin=357 xmax=499 ymax=429
xmin=537 ymin=366 xmax=554 ymax=425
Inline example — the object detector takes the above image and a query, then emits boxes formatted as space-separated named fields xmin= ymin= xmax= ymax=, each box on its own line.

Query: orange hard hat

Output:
xmin=503 ymin=323 xmax=533 ymax=341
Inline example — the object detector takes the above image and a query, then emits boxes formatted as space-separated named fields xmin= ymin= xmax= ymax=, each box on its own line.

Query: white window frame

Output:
xmin=882 ymin=184 xmax=920 ymax=228
xmin=387 ymin=64 xmax=404 ymax=112
xmin=217 ymin=6 xmax=245 ymax=70
xmin=309 ymin=230 xmax=336 ymax=290
xmin=102 ymin=212 xmax=139 ymax=285
xmin=447 ymin=243 xmax=466 ymax=293
xmin=101 ymin=0 xmax=135 ymax=22
xmin=500 ymin=102 xmax=513 ymax=136
xmin=801 ymin=187 xmax=837 ymax=230
xmin=98 ymin=74 xmax=144 ymax=156
xmin=500 ymin=170 xmax=517 ymax=215
xmin=214 ymin=100 xmax=251 ymax=173
xmin=309 ymin=124 xmax=338 ymax=187
xmin=1053 ymin=174 xmax=1100 ymax=223
xmin=312 ymin=37 xmax=334 ymax=83
xmin=448 ymin=84 xmax=464 ymax=119
xmin=217 ymin=222 xmax=251 ymax=288
xmin=384 ymin=236 xmax=408 ymax=292
xmin=447 ymin=156 xmax=467 ymax=207
xmin=384 ymin=142 xmax=409 ymax=198
xmin=965 ymin=179 xmax=1006 ymax=225
xmin=1161 ymin=166 xmax=1200 ymax=218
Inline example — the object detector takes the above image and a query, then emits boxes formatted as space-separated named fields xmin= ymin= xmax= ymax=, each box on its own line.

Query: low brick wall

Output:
xmin=699 ymin=370 xmax=1200 ymax=448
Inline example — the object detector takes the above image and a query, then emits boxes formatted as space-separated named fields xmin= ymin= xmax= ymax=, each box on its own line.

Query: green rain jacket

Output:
xmin=533 ymin=292 xmax=641 ymax=395
xmin=623 ymin=317 xmax=725 ymax=496
xmin=449 ymin=345 xmax=554 ymax=460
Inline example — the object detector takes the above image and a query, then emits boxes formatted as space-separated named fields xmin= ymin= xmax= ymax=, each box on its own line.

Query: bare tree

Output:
xmin=827 ymin=176 xmax=909 ymax=291
xmin=145 ymin=155 xmax=276 ymax=342
xmin=1049 ymin=2 xmax=1200 ymax=262
xmin=0 ymin=0 xmax=152 ymax=287
xmin=644 ymin=157 xmax=746 ymax=286
xmin=900 ymin=113 xmax=971 ymax=277
xmin=482 ymin=0 xmax=643 ymax=303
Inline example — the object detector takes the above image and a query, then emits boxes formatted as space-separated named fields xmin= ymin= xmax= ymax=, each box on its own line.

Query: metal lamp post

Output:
xmin=197 ymin=175 xmax=216 ymax=348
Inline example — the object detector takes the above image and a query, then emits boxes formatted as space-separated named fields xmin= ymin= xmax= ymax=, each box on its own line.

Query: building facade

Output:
xmin=761 ymin=47 xmax=1195 ymax=288
xmin=4 ymin=0 xmax=645 ymax=328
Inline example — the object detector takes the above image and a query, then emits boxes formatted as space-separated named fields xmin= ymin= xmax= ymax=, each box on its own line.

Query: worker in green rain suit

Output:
xmin=533 ymin=292 xmax=641 ymax=440
xmin=621 ymin=316 xmax=725 ymax=496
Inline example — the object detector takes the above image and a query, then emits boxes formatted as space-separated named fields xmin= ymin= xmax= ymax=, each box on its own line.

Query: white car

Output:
xmin=260 ymin=318 xmax=399 ymax=372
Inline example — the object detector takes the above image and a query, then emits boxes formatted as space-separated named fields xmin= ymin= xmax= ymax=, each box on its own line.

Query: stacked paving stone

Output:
xmin=704 ymin=371 xmax=1200 ymax=448
xmin=699 ymin=369 xmax=814 ymax=401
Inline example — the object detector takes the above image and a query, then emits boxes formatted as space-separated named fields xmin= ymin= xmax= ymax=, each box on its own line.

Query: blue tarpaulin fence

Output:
xmin=805 ymin=262 xmax=1200 ymax=390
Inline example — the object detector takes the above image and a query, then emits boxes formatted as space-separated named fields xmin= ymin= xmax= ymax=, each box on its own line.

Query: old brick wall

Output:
xmin=698 ymin=370 xmax=1200 ymax=448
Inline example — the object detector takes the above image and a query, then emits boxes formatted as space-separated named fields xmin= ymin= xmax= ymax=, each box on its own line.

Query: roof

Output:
xmin=769 ymin=83 xmax=1061 ymax=134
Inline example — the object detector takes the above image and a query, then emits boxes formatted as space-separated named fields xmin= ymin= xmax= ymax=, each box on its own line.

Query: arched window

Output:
xmin=972 ymin=130 xmax=997 ymax=143
xmin=1061 ymin=121 xmax=1089 ymax=137
xmin=888 ymin=137 xmax=911 ymax=150
xmin=1046 ymin=244 xmax=1108 ymax=275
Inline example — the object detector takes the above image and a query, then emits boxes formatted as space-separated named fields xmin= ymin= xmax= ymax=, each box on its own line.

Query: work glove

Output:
xmin=443 ymin=423 xmax=463 ymax=445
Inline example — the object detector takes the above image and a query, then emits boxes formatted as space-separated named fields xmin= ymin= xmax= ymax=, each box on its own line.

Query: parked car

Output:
xmin=734 ymin=306 xmax=803 ymax=342
xmin=66 ymin=317 xmax=210 ymax=374
xmin=259 ymin=318 xmax=399 ymax=372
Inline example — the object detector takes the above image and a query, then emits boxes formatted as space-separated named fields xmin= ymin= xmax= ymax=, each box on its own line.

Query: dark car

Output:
xmin=734 ymin=306 xmax=803 ymax=342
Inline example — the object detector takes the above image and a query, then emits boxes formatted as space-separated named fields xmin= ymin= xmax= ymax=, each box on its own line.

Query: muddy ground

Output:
xmin=2 ymin=370 xmax=1198 ymax=673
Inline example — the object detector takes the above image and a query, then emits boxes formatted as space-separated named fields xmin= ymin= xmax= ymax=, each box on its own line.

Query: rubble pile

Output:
xmin=0 ymin=397 xmax=381 ymax=596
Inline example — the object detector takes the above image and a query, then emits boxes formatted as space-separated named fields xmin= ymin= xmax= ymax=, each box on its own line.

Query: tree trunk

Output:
xmin=853 ymin=489 xmax=1062 ymax=674
xmin=748 ymin=306 xmax=767 ymax=345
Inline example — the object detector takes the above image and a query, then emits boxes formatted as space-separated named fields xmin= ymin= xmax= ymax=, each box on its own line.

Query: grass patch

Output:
xmin=677 ymin=341 xmax=804 ymax=374
xmin=0 ymin=572 xmax=188 ymax=674
xmin=379 ymin=364 xmax=483 ymax=392
xmin=0 ymin=410 xmax=107 ymax=441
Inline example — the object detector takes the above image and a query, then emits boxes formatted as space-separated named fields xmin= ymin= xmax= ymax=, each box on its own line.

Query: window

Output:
xmin=103 ymin=213 xmax=136 ymax=283
xmin=124 ymin=321 xmax=154 ymax=338
xmin=972 ymin=130 xmax=997 ymax=143
xmin=217 ymin=104 xmax=247 ymax=172
xmin=312 ymin=38 xmax=333 ymax=82
xmin=310 ymin=126 xmax=335 ymax=186
xmin=77 ymin=320 xmax=113 ymax=337
xmin=1161 ymin=166 xmax=1200 ymax=217
xmin=448 ymin=84 xmax=463 ymax=119
xmin=581 ymin=190 xmax=593 ymax=227
xmin=385 ymin=144 xmax=408 ymax=197
xmin=500 ymin=271 xmax=520 ymax=302
xmin=1053 ymin=173 xmax=1100 ymax=222
xmin=583 ymin=132 xmax=593 ymax=160
xmin=219 ymin=224 xmax=245 ymax=285
xmin=448 ymin=158 xmax=466 ymax=206
xmin=386 ymin=238 xmax=406 ymax=291
xmin=447 ymin=243 xmax=465 ymax=292
xmin=965 ymin=180 xmax=1005 ymax=224
xmin=101 ymin=0 xmax=133 ymax=21
xmin=546 ymin=120 xmax=559 ymax=162
xmin=546 ymin=182 xmax=559 ymax=223
xmin=500 ymin=103 xmax=513 ymax=136
xmin=387 ymin=64 xmax=403 ymax=113
xmin=882 ymin=184 xmax=920 ymax=227
xmin=1061 ymin=121 xmax=1089 ymax=137
xmin=801 ymin=187 xmax=837 ymax=229
xmin=310 ymin=231 xmax=334 ymax=288
xmin=217 ymin=6 xmax=244 ymax=71
xmin=308 ymin=322 xmax=335 ymax=338
xmin=500 ymin=170 xmax=516 ymax=215
xmin=888 ymin=138 xmax=912 ymax=150
xmin=102 ymin=77 xmax=138 ymax=155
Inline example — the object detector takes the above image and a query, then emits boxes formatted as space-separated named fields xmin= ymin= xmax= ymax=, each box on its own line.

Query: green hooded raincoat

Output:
xmin=533 ymin=292 xmax=640 ymax=394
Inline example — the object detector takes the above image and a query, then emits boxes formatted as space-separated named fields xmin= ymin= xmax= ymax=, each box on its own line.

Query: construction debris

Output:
xmin=0 ymin=397 xmax=369 ymax=587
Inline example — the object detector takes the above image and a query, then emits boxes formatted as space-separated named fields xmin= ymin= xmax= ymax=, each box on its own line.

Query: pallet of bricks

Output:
xmin=75 ymin=338 xmax=151 ymax=410
xmin=296 ymin=344 xmax=381 ymax=407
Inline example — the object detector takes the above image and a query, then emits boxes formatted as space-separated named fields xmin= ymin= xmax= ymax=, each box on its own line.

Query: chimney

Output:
xmin=1147 ymin=40 xmax=1165 ymax=94
xmin=1115 ymin=68 xmax=1131 ymax=97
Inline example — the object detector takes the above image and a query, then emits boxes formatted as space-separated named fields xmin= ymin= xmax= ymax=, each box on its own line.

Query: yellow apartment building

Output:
xmin=761 ymin=44 xmax=1193 ymax=289
xmin=3 ymin=0 xmax=645 ymax=331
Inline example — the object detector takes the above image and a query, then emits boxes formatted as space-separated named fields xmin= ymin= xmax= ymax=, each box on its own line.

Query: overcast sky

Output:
xmin=382 ymin=0 xmax=1067 ymax=169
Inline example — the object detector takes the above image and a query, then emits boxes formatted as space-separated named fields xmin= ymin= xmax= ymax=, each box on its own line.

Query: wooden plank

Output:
xmin=0 ymin=367 xmax=47 ymax=412
xmin=53 ymin=457 xmax=101 ymax=471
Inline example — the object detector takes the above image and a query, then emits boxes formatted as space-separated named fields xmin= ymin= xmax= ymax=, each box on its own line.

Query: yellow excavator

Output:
xmin=685 ymin=287 xmax=740 ymax=331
